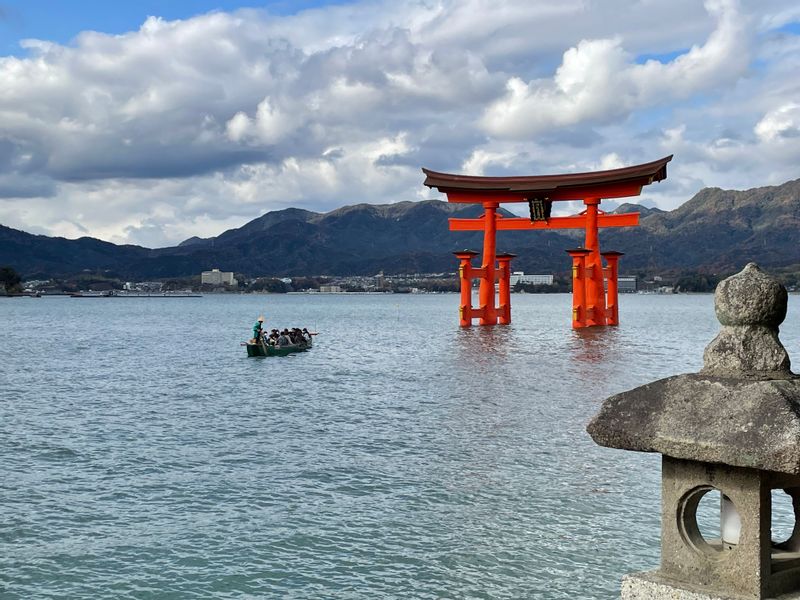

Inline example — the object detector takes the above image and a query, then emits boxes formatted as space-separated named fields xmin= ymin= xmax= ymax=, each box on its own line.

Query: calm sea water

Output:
xmin=3 ymin=293 xmax=800 ymax=599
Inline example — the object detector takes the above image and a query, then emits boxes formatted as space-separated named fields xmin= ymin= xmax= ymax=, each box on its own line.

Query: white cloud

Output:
xmin=226 ymin=98 xmax=299 ymax=144
xmin=481 ymin=0 xmax=751 ymax=138
xmin=0 ymin=0 xmax=799 ymax=246
xmin=461 ymin=149 xmax=525 ymax=175
xmin=755 ymin=103 xmax=800 ymax=141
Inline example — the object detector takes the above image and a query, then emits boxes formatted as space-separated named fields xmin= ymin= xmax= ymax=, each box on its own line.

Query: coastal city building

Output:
xmin=509 ymin=272 xmax=554 ymax=286
xmin=201 ymin=269 xmax=237 ymax=286
xmin=618 ymin=275 xmax=637 ymax=292
xmin=374 ymin=271 xmax=389 ymax=290
xmin=124 ymin=281 xmax=163 ymax=292
xmin=319 ymin=284 xmax=343 ymax=293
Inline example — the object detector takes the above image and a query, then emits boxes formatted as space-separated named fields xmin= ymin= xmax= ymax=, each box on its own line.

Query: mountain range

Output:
xmin=2 ymin=178 xmax=799 ymax=279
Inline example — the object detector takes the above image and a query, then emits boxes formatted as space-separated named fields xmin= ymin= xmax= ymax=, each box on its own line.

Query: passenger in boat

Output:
xmin=252 ymin=315 xmax=265 ymax=344
xmin=302 ymin=328 xmax=312 ymax=342
xmin=277 ymin=330 xmax=290 ymax=346
xmin=268 ymin=330 xmax=279 ymax=346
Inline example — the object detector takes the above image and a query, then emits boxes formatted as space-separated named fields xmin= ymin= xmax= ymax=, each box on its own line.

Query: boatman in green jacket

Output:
xmin=253 ymin=315 xmax=265 ymax=344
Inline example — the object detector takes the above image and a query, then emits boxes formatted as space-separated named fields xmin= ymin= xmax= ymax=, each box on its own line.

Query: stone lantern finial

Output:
xmin=587 ymin=263 xmax=800 ymax=599
xmin=702 ymin=262 xmax=791 ymax=379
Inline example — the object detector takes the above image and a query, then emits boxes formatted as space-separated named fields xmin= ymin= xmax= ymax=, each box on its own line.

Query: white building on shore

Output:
xmin=201 ymin=269 xmax=237 ymax=286
xmin=509 ymin=272 xmax=554 ymax=286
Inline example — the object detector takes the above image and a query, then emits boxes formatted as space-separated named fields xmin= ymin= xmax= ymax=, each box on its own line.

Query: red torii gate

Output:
xmin=422 ymin=155 xmax=672 ymax=328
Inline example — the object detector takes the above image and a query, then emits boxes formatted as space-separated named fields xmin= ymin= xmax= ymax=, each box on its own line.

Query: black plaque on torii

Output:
xmin=528 ymin=196 xmax=552 ymax=222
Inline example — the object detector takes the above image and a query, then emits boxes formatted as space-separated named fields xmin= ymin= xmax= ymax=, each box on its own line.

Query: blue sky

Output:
xmin=0 ymin=0 xmax=799 ymax=247
xmin=0 ymin=1 xmax=351 ymax=53
xmin=0 ymin=1 xmax=239 ymax=53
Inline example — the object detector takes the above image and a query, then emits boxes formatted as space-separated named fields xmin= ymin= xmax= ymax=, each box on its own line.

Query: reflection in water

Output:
xmin=453 ymin=323 xmax=517 ymax=370
xmin=569 ymin=326 xmax=621 ymax=366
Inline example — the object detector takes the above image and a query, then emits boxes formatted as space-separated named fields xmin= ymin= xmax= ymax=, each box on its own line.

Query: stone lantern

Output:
xmin=587 ymin=263 xmax=800 ymax=599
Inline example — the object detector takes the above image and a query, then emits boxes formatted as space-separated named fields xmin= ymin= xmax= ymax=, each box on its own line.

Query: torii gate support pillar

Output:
xmin=453 ymin=249 xmax=516 ymax=328
xmin=567 ymin=248 xmax=592 ymax=329
xmin=602 ymin=251 xmax=624 ymax=326
xmin=454 ymin=250 xmax=479 ymax=327
xmin=497 ymin=252 xmax=516 ymax=325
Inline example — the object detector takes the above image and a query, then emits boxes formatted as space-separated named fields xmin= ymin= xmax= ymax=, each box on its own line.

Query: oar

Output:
xmin=259 ymin=333 xmax=270 ymax=356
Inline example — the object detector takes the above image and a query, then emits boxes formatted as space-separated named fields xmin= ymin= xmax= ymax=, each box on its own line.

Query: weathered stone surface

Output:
xmin=586 ymin=374 xmax=800 ymax=474
xmin=622 ymin=572 xmax=800 ymax=600
xmin=714 ymin=263 xmax=787 ymax=328
xmin=702 ymin=263 xmax=790 ymax=378
xmin=703 ymin=326 xmax=791 ymax=379
xmin=657 ymin=458 xmax=800 ymax=599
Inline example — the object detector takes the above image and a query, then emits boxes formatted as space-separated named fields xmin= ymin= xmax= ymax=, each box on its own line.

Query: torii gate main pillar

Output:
xmin=583 ymin=198 xmax=606 ymax=327
xmin=478 ymin=202 xmax=498 ymax=325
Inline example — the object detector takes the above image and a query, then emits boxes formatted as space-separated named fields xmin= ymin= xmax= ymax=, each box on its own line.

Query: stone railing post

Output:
xmin=587 ymin=263 xmax=800 ymax=599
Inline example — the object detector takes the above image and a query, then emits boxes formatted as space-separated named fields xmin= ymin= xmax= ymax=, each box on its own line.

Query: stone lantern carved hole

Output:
xmin=771 ymin=489 xmax=796 ymax=547
xmin=771 ymin=487 xmax=800 ymax=555
xmin=678 ymin=486 xmax=741 ymax=557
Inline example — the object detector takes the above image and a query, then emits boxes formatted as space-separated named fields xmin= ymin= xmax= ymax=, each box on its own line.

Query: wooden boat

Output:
xmin=245 ymin=337 xmax=312 ymax=357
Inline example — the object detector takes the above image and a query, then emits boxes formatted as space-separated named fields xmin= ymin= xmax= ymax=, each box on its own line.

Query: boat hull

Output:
xmin=246 ymin=339 xmax=312 ymax=357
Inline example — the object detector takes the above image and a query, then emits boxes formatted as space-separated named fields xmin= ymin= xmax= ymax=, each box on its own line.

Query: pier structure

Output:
xmin=422 ymin=155 xmax=672 ymax=328
xmin=589 ymin=264 xmax=800 ymax=599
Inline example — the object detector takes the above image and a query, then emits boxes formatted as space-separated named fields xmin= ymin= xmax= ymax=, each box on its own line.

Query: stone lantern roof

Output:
xmin=587 ymin=263 xmax=800 ymax=475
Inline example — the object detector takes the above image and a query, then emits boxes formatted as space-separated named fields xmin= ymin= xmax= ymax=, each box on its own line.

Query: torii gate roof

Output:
xmin=422 ymin=155 xmax=672 ymax=202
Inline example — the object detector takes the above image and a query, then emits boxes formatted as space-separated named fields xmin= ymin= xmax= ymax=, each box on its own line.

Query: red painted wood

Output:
xmin=448 ymin=212 xmax=639 ymax=231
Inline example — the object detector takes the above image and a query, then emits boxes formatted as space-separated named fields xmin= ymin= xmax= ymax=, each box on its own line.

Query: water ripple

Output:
xmin=2 ymin=294 xmax=799 ymax=598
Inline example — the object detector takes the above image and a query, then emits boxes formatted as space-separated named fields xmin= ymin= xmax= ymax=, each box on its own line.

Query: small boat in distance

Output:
xmin=244 ymin=337 xmax=313 ymax=357
xmin=70 ymin=290 xmax=116 ymax=297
